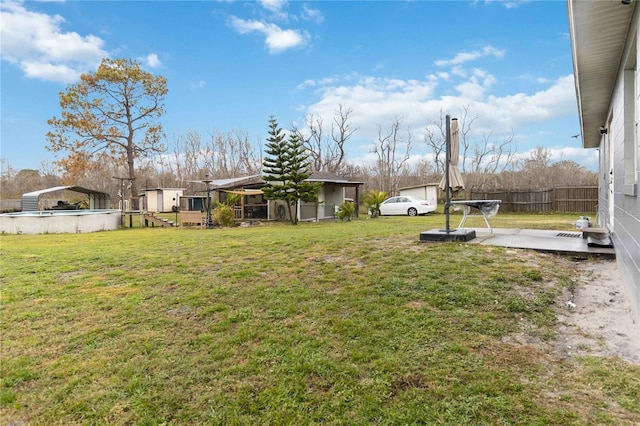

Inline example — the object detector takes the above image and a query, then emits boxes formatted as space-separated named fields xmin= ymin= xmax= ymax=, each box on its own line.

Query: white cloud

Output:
xmin=454 ymin=68 xmax=497 ymax=99
xmin=478 ymin=0 xmax=532 ymax=9
xmin=229 ymin=16 xmax=308 ymax=53
xmin=484 ymin=74 xmax=576 ymax=125
xmin=303 ymin=74 xmax=441 ymax=137
xmin=296 ymin=67 xmax=580 ymax=168
xmin=228 ymin=0 xmax=320 ymax=53
xmin=190 ymin=80 xmax=206 ymax=90
xmin=259 ymin=0 xmax=287 ymax=14
xmin=296 ymin=79 xmax=316 ymax=90
xmin=301 ymin=4 xmax=324 ymax=23
xmin=145 ymin=53 xmax=162 ymax=68
xmin=435 ymin=45 xmax=505 ymax=67
xmin=0 ymin=1 xmax=108 ymax=83
xmin=258 ymin=0 xmax=289 ymax=21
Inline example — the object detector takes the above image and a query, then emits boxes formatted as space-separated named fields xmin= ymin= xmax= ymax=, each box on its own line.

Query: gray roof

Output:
xmin=212 ymin=172 xmax=364 ymax=189
xmin=22 ymin=186 xmax=111 ymax=211
xmin=211 ymin=174 xmax=265 ymax=189
xmin=306 ymin=171 xmax=364 ymax=185
xmin=568 ymin=0 xmax=636 ymax=149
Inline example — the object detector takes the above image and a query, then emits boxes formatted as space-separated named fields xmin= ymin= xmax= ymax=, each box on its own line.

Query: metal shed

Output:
xmin=21 ymin=186 xmax=111 ymax=211
xmin=399 ymin=183 xmax=440 ymax=208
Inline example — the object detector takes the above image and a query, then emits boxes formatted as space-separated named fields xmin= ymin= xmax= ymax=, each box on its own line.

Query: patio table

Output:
xmin=450 ymin=200 xmax=502 ymax=233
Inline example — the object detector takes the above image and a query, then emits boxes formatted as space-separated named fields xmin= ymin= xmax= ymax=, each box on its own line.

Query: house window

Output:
xmin=623 ymin=36 xmax=638 ymax=196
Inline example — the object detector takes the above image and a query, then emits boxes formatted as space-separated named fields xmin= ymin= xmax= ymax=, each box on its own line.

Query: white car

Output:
xmin=378 ymin=196 xmax=436 ymax=216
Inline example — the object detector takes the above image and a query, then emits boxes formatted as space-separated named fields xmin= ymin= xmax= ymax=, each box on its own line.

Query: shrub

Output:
xmin=337 ymin=201 xmax=355 ymax=221
xmin=364 ymin=190 xmax=387 ymax=218
xmin=213 ymin=205 xmax=236 ymax=227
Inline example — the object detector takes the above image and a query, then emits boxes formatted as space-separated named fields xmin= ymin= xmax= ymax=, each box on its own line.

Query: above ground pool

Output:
xmin=0 ymin=209 xmax=122 ymax=234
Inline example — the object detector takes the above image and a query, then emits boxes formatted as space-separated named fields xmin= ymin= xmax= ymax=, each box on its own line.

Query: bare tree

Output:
xmin=514 ymin=146 xmax=556 ymax=190
xmin=199 ymin=130 xmax=260 ymax=178
xmin=166 ymin=129 xmax=260 ymax=183
xmin=296 ymin=104 xmax=357 ymax=174
xmin=423 ymin=110 xmax=448 ymax=176
xmin=467 ymin=130 xmax=515 ymax=175
xmin=296 ymin=115 xmax=324 ymax=172
xmin=493 ymin=147 xmax=596 ymax=191
xmin=220 ymin=129 xmax=261 ymax=177
xmin=0 ymin=166 xmax=58 ymax=200
xmin=329 ymin=105 xmax=357 ymax=173
xmin=456 ymin=106 xmax=478 ymax=173
xmin=426 ymin=106 xmax=517 ymax=190
xmin=463 ymin=129 xmax=517 ymax=189
xmin=408 ymin=158 xmax=436 ymax=186
xmin=370 ymin=116 xmax=412 ymax=196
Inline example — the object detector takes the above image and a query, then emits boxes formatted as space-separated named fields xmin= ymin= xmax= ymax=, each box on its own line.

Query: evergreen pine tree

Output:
xmin=262 ymin=116 xmax=321 ymax=225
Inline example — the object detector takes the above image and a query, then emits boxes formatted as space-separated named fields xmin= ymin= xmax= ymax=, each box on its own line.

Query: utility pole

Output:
xmin=202 ymin=175 xmax=214 ymax=228
xmin=113 ymin=176 xmax=135 ymax=227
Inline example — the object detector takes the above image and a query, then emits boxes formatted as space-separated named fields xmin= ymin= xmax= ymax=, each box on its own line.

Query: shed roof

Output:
xmin=21 ymin=186 xmax=111 ymax=211
xmin=398 ymin=183 xmax=440 ymax=191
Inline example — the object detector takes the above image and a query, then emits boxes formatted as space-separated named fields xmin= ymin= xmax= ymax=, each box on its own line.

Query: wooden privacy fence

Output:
xmin=468 ymin=186 xmax=598 ymax=213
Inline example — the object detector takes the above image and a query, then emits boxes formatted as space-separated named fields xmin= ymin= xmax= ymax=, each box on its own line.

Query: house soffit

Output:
xmin=568 ymin=0 xmax=635 ymax=148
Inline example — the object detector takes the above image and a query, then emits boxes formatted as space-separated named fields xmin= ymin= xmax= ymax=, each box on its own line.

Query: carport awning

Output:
xmin=21 ymin=186 xmax=111 ymax=211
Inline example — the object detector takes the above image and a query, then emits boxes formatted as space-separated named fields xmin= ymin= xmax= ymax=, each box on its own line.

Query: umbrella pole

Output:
xmin=419 ymin=114 xmax=475 ymax=243
xmin=445 ymin=115 xmax=451 ymax=232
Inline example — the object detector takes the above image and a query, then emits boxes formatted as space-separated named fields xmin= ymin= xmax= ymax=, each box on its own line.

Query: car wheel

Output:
xmin=408 ymin=207 xmax=418 ymax=216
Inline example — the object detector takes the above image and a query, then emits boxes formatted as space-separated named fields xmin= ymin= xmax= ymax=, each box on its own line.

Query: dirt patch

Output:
xmin=554 ymin=259 xmax=640 ymax=365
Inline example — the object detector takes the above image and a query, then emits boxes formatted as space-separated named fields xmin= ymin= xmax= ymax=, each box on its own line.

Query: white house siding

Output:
xmin=601 ymin=19 xmax=640 ymax=319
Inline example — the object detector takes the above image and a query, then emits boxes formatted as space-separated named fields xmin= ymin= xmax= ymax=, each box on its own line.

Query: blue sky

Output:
xmin=1 ymin=0 xmax=594 ymax=173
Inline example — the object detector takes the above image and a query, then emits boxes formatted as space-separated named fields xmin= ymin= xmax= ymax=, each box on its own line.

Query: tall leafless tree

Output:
xmin=169 ymin=130 xmax=204 ymax=182
xmin=207 ymin=129 xmax=261 ymax=178
xmin=426 ymin=106 xmax=517 ymax=189
xmin=370 ymin=116 xmax=411 ymax=196
xmin=166 ymin=129 xmax=260 ymax=183
xmin=423 ymin=110 xmax=448 ymax=176
xmin=296 ymin=104 xmax=357 ymax=174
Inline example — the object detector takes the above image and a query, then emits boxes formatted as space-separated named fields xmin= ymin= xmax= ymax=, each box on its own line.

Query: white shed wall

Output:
xmin=399 ymin=186 xmax=438 ymax=208
xmin=145 ymin=189 xmax=184 ymax=213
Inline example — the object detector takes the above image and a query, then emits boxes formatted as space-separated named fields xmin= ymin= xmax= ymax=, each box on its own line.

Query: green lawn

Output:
xmin=2 ymin=213 xmax=638 ymax=425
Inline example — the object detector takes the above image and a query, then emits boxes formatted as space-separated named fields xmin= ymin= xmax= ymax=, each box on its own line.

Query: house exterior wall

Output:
xmin=600 ymin=15 xmax=640 ymax=319
xmin=220 ymin=173 xmax=362 ymax=221
xmin=318 ymin=184 xmax=344 ymax=219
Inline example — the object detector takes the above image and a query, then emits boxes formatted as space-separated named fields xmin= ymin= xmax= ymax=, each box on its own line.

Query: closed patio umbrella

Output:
xmin=419 ymin=115 xmax=476 ymax=240
xmin=439 ymin=118 xmax=465 ymax=195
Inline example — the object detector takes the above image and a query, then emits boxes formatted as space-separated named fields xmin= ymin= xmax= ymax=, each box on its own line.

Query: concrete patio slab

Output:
xmin=465 ymin=228 xmax=616 ymax=257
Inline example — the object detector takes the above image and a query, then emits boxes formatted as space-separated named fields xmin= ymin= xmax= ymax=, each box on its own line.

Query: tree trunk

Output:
xmin=127 ymin=138 xmax=138 ymax=210
xmin=287 ymin=201 xmax=297 ymax=225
